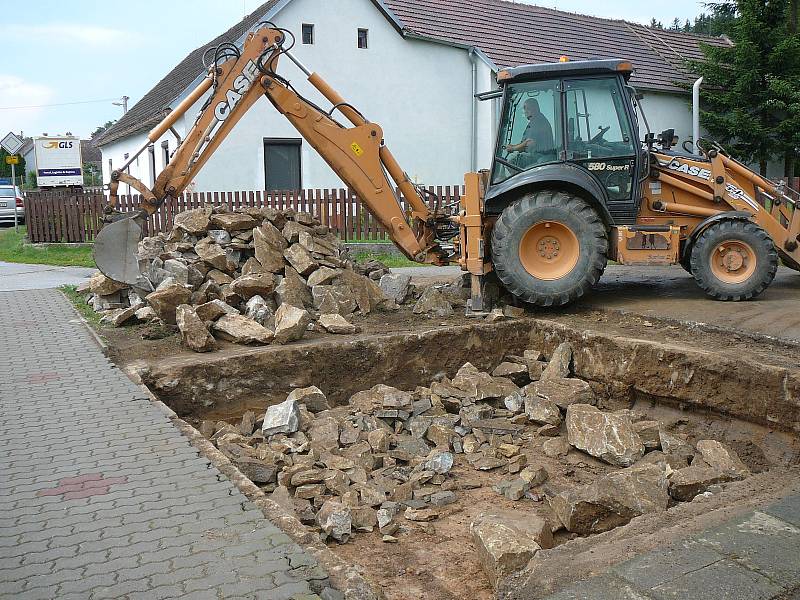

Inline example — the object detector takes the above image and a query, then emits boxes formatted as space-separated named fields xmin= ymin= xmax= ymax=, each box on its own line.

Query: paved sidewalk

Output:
xmin=0 ymin=289 xmax=329 ymax=599
xmin=0 ymin=261 xmax=95 ymax=292
xmin=545 ymin=494 xmax=800 ymax=600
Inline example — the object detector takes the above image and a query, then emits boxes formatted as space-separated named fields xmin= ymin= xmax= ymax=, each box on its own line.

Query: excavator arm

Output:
xmin=97 ymin=24 xmax=453 ymax=284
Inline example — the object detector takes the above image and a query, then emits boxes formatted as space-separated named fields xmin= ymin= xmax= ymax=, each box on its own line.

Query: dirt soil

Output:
xmin=85 ymin=281 xmax=800 ymax=600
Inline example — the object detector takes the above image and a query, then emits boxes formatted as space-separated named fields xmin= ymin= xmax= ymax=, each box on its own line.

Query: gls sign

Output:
xmin=214 ymin=60 xmax=260 ymax=121
xmin=43 ymin=141 xmax=74 ymax=149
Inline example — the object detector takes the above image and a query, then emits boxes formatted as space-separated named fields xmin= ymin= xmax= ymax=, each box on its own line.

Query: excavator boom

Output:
xmin=96 ymin=25 xmax=450 ymax=284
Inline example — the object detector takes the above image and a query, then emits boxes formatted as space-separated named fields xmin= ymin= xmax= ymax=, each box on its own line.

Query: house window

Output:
xmin=357 ymin=28 xmax=368 ymax=49
xmin=108 ymin=158 xmax=113 ymax=172
xmin=148 ymin=146 xmax=156 ymax=186
xmin=161 ymin=140 xmax=169 ymax=168
xmin=302 ymin=23 xmax=314 ymax=45
xmin=264 ymin=139 xmax=301 ymax=191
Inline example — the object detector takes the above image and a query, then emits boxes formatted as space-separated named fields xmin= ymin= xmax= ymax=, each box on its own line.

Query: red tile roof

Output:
xmin=383 ymin=0 xmax=729 ymax=93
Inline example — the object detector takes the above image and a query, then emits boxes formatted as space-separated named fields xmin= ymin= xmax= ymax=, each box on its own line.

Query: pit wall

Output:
xmin=132 ymin=318 xmax=800 ymax=433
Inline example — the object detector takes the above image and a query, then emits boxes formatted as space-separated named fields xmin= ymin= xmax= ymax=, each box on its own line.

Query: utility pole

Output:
xmin=113 ymin=96 xmax=130 ymax=115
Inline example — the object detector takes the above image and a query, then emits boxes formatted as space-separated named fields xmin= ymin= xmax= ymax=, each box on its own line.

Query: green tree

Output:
xmin=91 ymin=120 xmax=116 ymax=138
xmin=0 ymin=149 xmax=26 ymax=185
xmin=649 ymin=18 xmax=664 ymax=29
xmin=690 ymin=0 xmax=800 ymax=182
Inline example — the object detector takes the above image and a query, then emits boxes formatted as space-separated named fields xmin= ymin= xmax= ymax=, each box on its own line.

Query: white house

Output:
xmin=97 ymin=0 xmax=741 ymax=193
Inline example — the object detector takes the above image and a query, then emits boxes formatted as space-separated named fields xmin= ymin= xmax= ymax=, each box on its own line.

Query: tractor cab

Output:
xmin=486 ymin=59 xmax=644 ymax=225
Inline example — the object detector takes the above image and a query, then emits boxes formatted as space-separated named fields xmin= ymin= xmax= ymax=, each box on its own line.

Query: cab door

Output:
xmin=563 ymin=77 xmax=640 ymax=224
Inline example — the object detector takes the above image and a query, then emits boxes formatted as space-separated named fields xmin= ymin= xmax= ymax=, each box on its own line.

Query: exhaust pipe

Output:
xmin=692 ymin=77 xmax=703 ymax=155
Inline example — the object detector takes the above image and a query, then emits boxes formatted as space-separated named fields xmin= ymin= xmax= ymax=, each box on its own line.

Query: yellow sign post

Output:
xmin=5 ymin=155 xmax=19 ymax=165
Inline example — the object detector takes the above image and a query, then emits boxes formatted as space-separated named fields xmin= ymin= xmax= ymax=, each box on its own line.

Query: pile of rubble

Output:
xmin=78 ymin=205 xmax=457 ymax=351
xmin=200 ymin=341 xmax=755 ymax=584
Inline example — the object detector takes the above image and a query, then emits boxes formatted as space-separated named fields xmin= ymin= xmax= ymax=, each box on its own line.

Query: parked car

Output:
xmin=0 ymin=185 xmax=25 ymax=226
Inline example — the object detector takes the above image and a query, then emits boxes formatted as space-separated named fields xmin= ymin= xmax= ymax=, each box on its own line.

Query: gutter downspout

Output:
xmin=469 ymin=47 xmax=478 ymax=172
xmin=692 ymin=76 xmax=703 ymax=155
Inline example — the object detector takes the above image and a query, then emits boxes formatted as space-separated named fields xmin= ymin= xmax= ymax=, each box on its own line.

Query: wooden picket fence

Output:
xmin=23 ymin=186 xmax=464 ymax=244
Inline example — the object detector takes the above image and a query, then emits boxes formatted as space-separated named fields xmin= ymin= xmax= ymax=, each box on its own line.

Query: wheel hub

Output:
xmin=710 ymin=240 xmax=756 ymax=284
xmin=519 ymin=221 xmax=580 ymax=281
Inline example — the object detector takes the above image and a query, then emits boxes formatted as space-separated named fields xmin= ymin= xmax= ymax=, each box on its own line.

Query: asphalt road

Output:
xmin=0 ymin=262 xmax=95 ymax=292
xmin=394 ymin=264 xmax=800 ymax=344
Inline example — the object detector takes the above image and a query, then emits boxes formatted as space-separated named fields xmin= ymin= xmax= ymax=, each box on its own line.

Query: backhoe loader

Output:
xmin=94 ymin=23 xmax=800 ymax=311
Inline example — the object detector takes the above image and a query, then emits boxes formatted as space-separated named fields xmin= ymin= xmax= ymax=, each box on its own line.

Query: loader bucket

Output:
xmin=93 ymin=218 xmax=143 ymax=285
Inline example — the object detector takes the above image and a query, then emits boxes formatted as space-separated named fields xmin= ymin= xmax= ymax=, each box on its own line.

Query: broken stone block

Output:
xmin=504 ymin=391 xmax=525 ymax=414
xmin=135 ymin=306 xmax=157 ymax=322
xmin=275 ymin=267 xmax=312 ymax=309
xmin=537 ymin=424 xmax=561 ymax=437
xmin=493 ymin=478 xmax=530 ymax=501
xmin=175 ymin=304 xmax=215 ymax=352
xmin=286 ymin=386 xmax=330 ymax=413
xmin=519 ymin=465 xmax=549 ymax=487
xmin=253 ymin=225 xmax=287 ymax=273
xmin=283 ymin=220 xmax=312 ymax=244
xmin=195 ymin=299 xmax=239 ymax=321
xmin=100 ymin=306 xmax=138 ymax=327
xmin=542 ymin=342 xmax=573 ymax=380
xmin=351 ymin=506 xmax=378 ymax=531
xmin=471 ymin=516 xmax=542 ymax=588
xmin=173 ymin=206 xmax=212 ymax=234
xmin=659 ymin=431 xmax=696 ymax=463
xmin=239 ymin=411 xmax=256 ymax=435
xmin=492 ymin=362 xmax=529 ymax=386
xmin=694 ymin=440 xmax=751 ymax=480
xmin=273 ymin=303 xmax=312 ymax=345
xmin=213 ymin=314 xmax=274 ymax=345
xmin=195 ymin=239 xmax=236 ymax=272
xmin=638 ymin=450 xmax=689 ymax=470
xmin=317 ymin=499 xmax=352 ymax=543
xmin=549 ymin=463 xmax=669 ymax=535
xmin=542 ymin=437 xmax=570 ymax=458
xmin=468 ymin=455 xmax=507 ymax=471
xmin=162 ymin=259 xmax=189 ymax=285
xmin=404 ymin=507 xmax=439 ymax=522
xmin=244 ymin=295 xmax=273 ymax=326
xmin=262 ymin=398 xmax=300 ymax=437
xmin=524 ymin=395 xmax=562 ymax=426
xmin=668 ymin=465 xmax=733 ymax=501
xmin=229 ymin=273 xmax=276 ymax=300
xmin=429 ymin=491 xmax=457 ymax=506
xmin=566 ymin=404 xmax=644 ymax=467
xmin=318 ymin=313 xmax=359 ymax=334
xmin=234 ymin=457 xmax=277 ymax=484
xmin=145 ymin=284 xmax=192 ymax=325
xmin=452 ymin=363 xmax=519 ymax=401
xmin=379 ymin=273 xmax=412 ymax=304
xmin=422 ymin=451 xmax=454 ymax=474
xmin=312 ymin=285 xmax=358 ymax=316
xmin=633 ymin=421 xmax=662 ymax=451
xmin=206 ymin=269 xmax=233 ymax=286
xmin=368 ymin=429 xmax=391 ymax=453
xmin=412 ymin=287 xmax=454 ymax=317
xmin=309 ymin=417 xmax=340 ymax=451
xmin=528 ymin=377 xmax=594 ymax=410
xmin=210 ymin=212 xmax=257 ymax=232
xmin=284 ymin=244 xmax=318 ymax=276
xmin=207 ymin=229 xmax=232 ymax=246
xmin=307 ymin=266 xmax=341 ymax=287
xmin=291 ymin=468 xmax=327 ymax=487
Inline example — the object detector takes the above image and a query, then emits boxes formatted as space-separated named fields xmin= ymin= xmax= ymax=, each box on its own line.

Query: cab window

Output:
xmin=492 ymin=80 xmax=562 ymax=185
xmin=565 ymin=78 xmax=635 ymax=159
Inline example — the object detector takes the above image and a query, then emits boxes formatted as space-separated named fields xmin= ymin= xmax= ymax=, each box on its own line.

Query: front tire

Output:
xmin=491 ymin=190 xmax=607 ymax=307
xmin=689 ymin=220 xmax=777 ymax=301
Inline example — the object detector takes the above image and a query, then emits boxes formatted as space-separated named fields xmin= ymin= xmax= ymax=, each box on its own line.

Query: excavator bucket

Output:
xmin=93 ymin=218 xmax=143 ymax=285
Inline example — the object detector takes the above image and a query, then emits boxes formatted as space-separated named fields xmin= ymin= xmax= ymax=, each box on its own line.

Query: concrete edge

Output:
xmin=170 ymin=416 xmax=384 ymax=600
xmin=59 ymin=288 xmax=109 ymax=354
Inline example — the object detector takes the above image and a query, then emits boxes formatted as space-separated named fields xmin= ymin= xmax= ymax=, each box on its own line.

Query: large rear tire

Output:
xmin=491 ymin=190 xmax=607 ymax=306
xmin=689 ymin=220 xmax=777 ymax=301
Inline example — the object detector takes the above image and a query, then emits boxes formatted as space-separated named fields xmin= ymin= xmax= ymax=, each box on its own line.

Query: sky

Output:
xmin=1 ymin=0 xmax=706 ymax=141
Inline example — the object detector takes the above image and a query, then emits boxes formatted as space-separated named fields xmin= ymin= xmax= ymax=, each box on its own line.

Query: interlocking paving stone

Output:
xmin=0 ymin=289 xmax=328 ymax=599
xmin=649 ymin=559 xmax=783 ymax=600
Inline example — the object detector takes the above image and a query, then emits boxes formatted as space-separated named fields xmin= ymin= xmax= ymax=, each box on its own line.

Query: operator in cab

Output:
xmin=505 ymin=98 xmax=555 ymax=166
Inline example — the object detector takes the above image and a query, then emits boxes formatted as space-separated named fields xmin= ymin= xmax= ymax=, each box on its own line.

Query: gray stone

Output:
xmin=243 ymin=295 xmax=273 ymax=325
xmin=284 ymin=244 xmax=318 ymax=276
xmin=633 ymin=420 xmax=662 ymax=451
xmin=316 ymin=499 xmax=352 ymax=543
xmin=307 ymin=266 xmax=341 ymax=287
xmin=210 ymin=212 xmax=257 ymax=232
xmin=542 ymin=342 xmax=573 ymax=380
xmin=273 ymin=303 xmax=312 ymax=344
xmin=286 ymin=386 xmax=330 ymax=413
xmin=493 ymin=478 xmax=530 ymax=501
xmin=173 ymin=206 xmax=212 ymax=234
xmin=234 ymin=457 xmax=277 ymax=484
xmin=162 ymin=259 xmax=189 ymax=285
xmin=452 ymin=362 xmax=519 ymax=401
xmin=312 ymin=285 xmax=358 ymax=316
xmin=318 ymin=313 xmax=359 ymax=334
xmin=195 ymin=299 xmax=239 ymax=321
xmin=275 ymin=268 xmax=313 ymax=309
xmin=471 ymin=514 xmax=543 ymax=587
xmin=253 ymin=224 xmax=287 ymax=273
xmin=195 ymin=239 xmax=236 ymax=272
xmin=668 ymin=465 xmax=733 ymax=501
xmin=566 ymin=404 xmax=645 ymax=467
xmin=429 ymin=491 xmax=457 ymax=506
xmin=695 ymin=439 xmax=751 ymax=480
xmin=213 ymin=314 xmax=274 ymax=344
xmin=528 ymin=377 xmax=595 ymax=410
xmin=412 ymin=286 xmax=454 ymax=317
xmin=492 ymin=362 xmax=530 ymax=386
xmin=176 ymin=304 xmax=215 ymax=352
xmin=525 ymin=395 xmax=562 ymax=426
xmin=229 ymin=273 xmax=276 ymax=300
xmin=379 ymin=273 xmax=412 ymax=304
xmin=262 ymin=398 xmax=301 ymax=437
xmin=207 ymin=229 xmax=232 ymax=245
xmin=549 ymin=463 xmax=669 ymax=534
xmin=422 ymin=451 xmax=454 ymax=474
xmin=145 ymin=284 xmax=192 ymax=325
xmin=504 ymin=391 xmax=525 ymax=413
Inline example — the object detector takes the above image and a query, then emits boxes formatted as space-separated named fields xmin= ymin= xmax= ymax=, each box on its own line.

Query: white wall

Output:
xmin=100 ymin=0 xmax=495 ymax=193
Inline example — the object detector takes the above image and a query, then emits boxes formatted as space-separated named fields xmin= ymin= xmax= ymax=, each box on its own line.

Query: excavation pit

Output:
xmin=123 ymin=314 xmax=800 ymax=600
